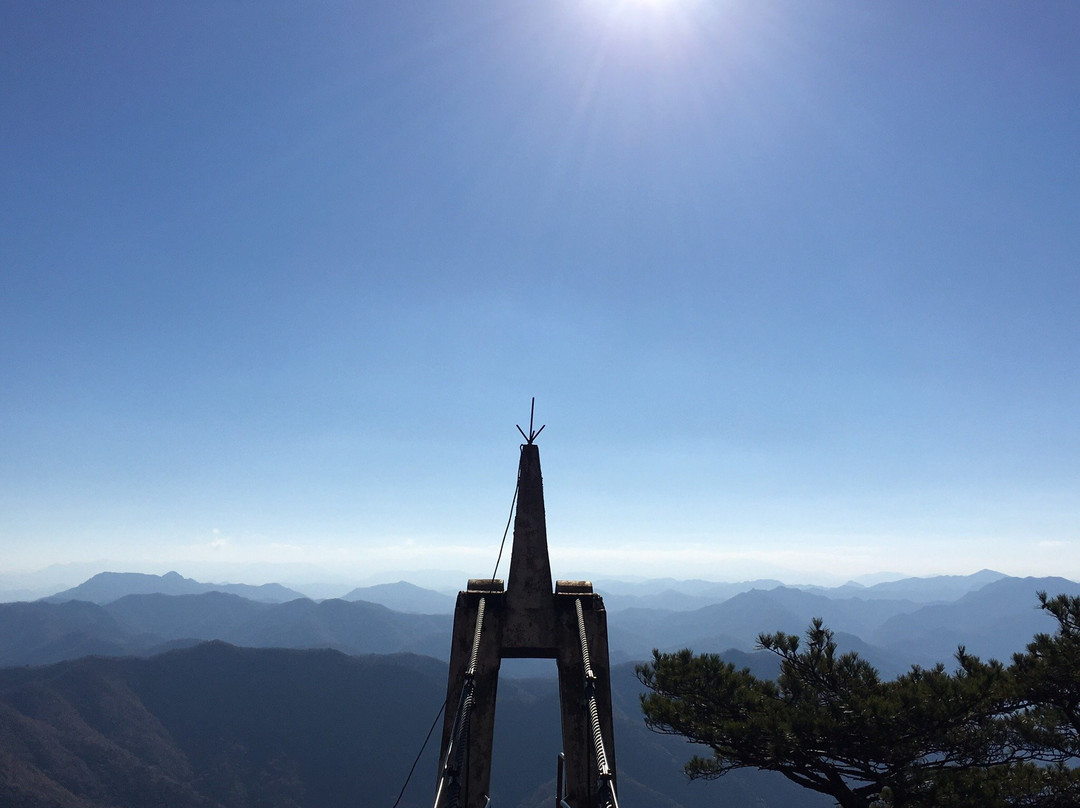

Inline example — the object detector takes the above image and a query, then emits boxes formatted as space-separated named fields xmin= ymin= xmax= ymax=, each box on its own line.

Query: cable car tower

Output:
xmin=433 ymin=404 xmax=620 ymax=808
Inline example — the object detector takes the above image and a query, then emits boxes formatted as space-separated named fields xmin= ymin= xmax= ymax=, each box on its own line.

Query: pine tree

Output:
xmin=638 ymin=600 xmax=1080 ymax=808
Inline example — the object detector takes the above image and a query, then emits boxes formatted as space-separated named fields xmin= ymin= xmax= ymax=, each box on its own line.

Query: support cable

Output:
xmin=391 ymin=699 xmax=446 ymax=808
xmin=490 ymin=470 xmax=519 ymax=583
xmin=436 ymin=439 xmax=517 ymax=807
xmin=575 ymin=599 xmax=620 ymax=808
xmin=434 ymin=597 xmax=488 ymax=808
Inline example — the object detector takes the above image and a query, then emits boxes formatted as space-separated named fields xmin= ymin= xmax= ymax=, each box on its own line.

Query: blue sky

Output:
xmin=3 ymin=1 xmax=1079 ymax=585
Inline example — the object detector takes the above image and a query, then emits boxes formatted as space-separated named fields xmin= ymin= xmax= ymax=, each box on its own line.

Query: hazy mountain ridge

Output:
xmin=613 ymin=576 xmax=1073 ymax=675
xmin=607 ymin=586 xmax=925 ymax=669
xmin=0 ymin=600 xmax=134 ymax=667
xmin=0 ymin=570 xmax=1071 ymax=674
xmin=341 ymin=580 xmax=457 ymax=613
xmin=594 ymin=578 xmax=786 ymax=612
xmin=0 ymin=642 xmax=823 ymax=808
xmin=823 ymin=568 xmax=1007 ymax=602
xmin=0 ymin=595 xmax=452 ymax=668
xmin=0 ymin=571 xmax=1071 ymax=674
xmin=45 ymin=571 xmax=306 ymax=605
xmin=870 ymin=576 xmax=1080 ymax=667
xmin=1 ymin=570 xmax=1072 ymax=807
xmin=595 ymin=569 xmax=1005 ymax=612
xmin=4 ymin=568 xmax=1009 ymax=611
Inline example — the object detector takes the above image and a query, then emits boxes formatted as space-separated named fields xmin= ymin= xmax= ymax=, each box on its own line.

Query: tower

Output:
xmin=433 ymin=424 xmax=619 ymax=808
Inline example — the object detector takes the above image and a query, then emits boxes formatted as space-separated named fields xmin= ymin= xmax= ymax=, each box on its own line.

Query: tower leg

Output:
xmin=437 ymin=592 xmax=504 ymax=808
xmin=555 ymin=592 xmax=617 ymax=808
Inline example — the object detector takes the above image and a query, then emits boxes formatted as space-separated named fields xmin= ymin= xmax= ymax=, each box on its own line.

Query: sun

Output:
xmin=586 ymin=0 xmax=704 ymax=29
xmin=582 ymin=0 xmax=706 ymax=50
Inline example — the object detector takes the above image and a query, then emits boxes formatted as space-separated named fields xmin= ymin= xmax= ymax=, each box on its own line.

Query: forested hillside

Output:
xmin=0 ymin=643 xmax=820 ymax=808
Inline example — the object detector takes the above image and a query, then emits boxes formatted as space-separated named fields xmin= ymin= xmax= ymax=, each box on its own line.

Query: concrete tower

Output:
xmin=434 ymin=433 xmax=618 ymax=808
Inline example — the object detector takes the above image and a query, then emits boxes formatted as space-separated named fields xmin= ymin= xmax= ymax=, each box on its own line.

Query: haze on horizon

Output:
xmin=3 ymin=2 xmax=1078 ymax=586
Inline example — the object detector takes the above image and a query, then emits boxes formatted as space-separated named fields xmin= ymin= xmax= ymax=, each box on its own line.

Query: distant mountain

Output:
xmin=595 ymin=578 xmax=786 ymax=612
xmin=4 ymin=572 xmax=1077 ymax=806
xmin=0 ymin=561 xmax=124 ymax=602
xmin=816 ymin=569 xmax=1007 ymax=603
xmin=341 ymin=581 xmax=456 ymax=613
xmin=4 ymin=573 xmax=1078 ymax=674
xmin=609 ymin=586 xmax=922 ymax=660
xmin=0 ymin=593 xmax=453 ymax=667
xmin=607 ymin=576 xmax=1075 ymax=677
xmin=0 ymin=600 xmax=135 ymax=667
xmin=701 ymin=587 xmax=925 ymax=642
xmin=46 ymin=571 xmax=306 ymax=604
xmin=218 ymin=596 xmax=451 ymax=656
xmin=0 ymin=585 xmax=51 ymax=602
xmin=595 ymin=578 xmax=786 ymax=597
xmin=0 ymin=642 xmax=824 ymax=808
xmin=872 ymin=576 xmax=1080 ymax=667
xmin=593 ymin=570 xmax=1007 ymax=613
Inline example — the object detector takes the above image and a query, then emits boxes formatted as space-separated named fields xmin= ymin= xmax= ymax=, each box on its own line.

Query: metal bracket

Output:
xmin=516 ymin=397 xmax=546 ymax=445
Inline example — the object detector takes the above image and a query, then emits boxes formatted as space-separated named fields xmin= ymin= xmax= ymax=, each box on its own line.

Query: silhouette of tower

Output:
xmin=434 ymin=430 xmax=618 ymax=808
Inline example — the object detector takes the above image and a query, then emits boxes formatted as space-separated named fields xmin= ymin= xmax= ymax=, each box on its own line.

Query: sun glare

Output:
xmin=629 ymin=0 xmax=704 ymax=11
xmin=578 ymin=0 xmax=708 ymax=66
xmin=584 ymin=0 xmax=705 ymax=37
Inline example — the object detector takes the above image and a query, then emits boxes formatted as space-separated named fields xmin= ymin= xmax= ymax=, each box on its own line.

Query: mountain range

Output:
xmin=2 ymin=568 xmax=1078 ymax=807
xmin=7 ymin=570 xmax=1076 ymax=676
xmin=607 ymin=574 xmax=1080 ymax=675
xmin=0 ymin=593 xmax=452 ymax=668
xmin=592 ymin=568 xmax=1007 ymax=612
xmin=0 ymin=641 xmax=824 ymax=808
xmin=45 ymin=571 xmax=307 ymax=604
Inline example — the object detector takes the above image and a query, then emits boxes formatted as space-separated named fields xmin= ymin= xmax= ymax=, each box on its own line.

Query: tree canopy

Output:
xmin=638 ymin=594 xmax=1080 ymax=808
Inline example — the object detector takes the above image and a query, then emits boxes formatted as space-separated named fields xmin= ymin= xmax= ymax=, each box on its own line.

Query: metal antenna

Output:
xmin=516 ymin=397 xmax=546 ymax=444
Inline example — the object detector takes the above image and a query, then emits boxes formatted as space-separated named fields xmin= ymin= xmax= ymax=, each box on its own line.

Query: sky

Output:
xmin=2 ymin=1 xmax=1079 ymax=588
